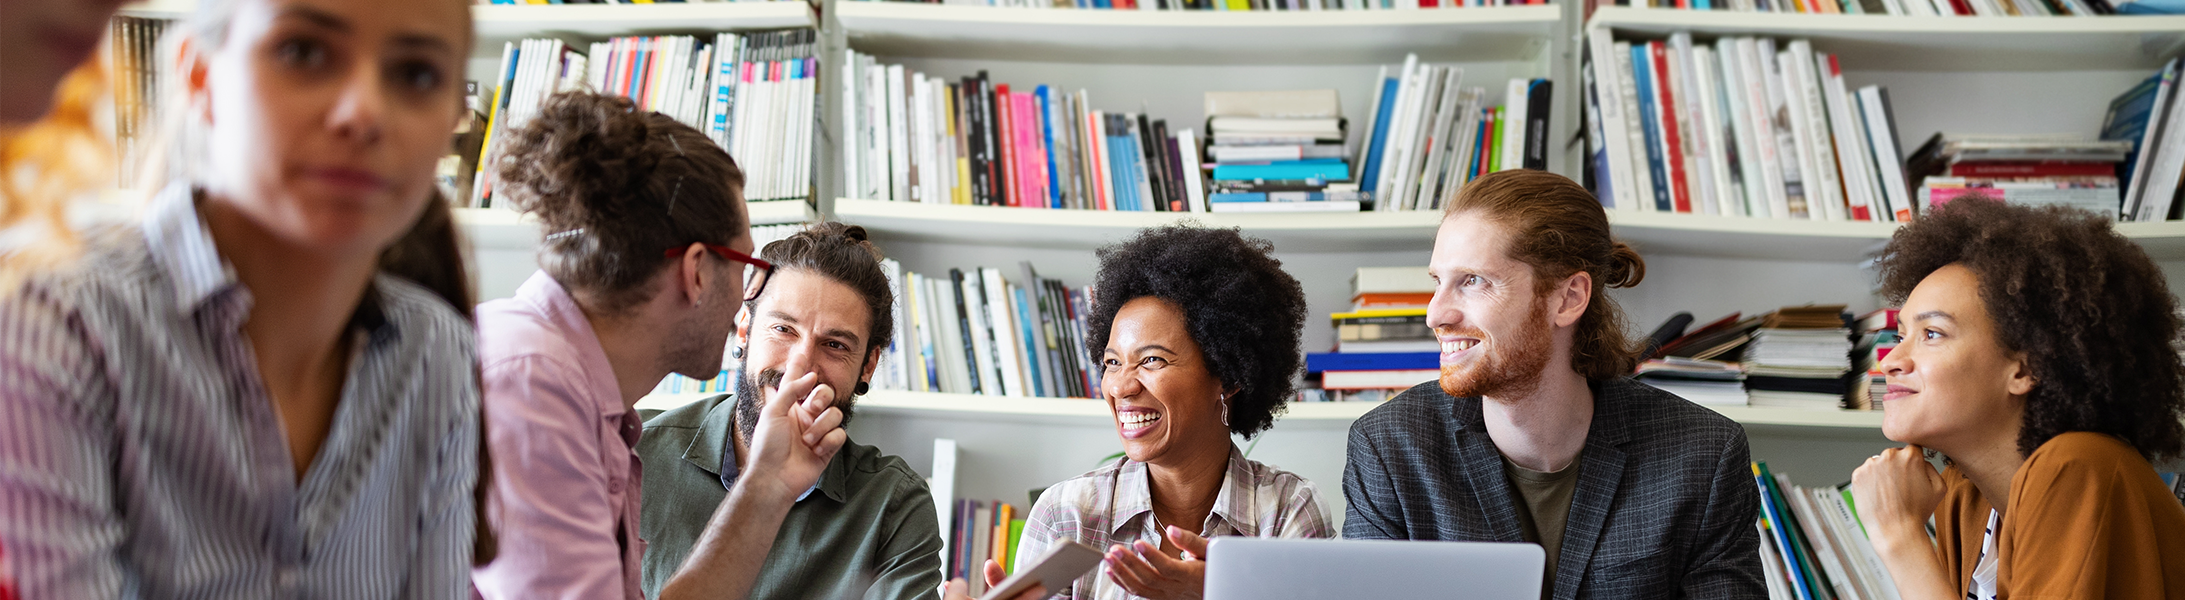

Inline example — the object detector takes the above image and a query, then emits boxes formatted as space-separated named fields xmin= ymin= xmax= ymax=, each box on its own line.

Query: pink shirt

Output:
xmin=472 ymin=273 xmax=646 ymax=600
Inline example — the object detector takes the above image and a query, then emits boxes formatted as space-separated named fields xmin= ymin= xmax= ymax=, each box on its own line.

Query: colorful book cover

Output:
xmin=1652 ymin=42 xmax=1694 ymax=213
xmin=1036 ymin=86 xmax=1064 ymax=209
xmin=1631 ymin=44 xmax=1675 ymax=212
xmin=1359 ymin=76 xmax=1401 ymax=194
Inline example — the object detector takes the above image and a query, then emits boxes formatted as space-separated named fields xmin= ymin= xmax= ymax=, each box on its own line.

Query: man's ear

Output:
xmin=858 ymin=344 xmax=884 ymax=383
xmin=179 ymin=36 xmax=215 ymax=125
xmin=1554 ymin=271 xmax=1593 ymax=328
xmin=734 ymin=304 xmax=752 ymax=349
xmin=675 ymin=244 xmax=707 ymax=306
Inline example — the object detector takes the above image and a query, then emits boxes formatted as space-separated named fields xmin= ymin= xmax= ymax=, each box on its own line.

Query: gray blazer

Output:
xmin=1342 ymin=378 xmax=1766 ymax=600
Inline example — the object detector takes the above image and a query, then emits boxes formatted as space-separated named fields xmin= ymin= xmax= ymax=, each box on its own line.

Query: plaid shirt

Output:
xmin=1015 ymin=444 xmax=1334 ymax=600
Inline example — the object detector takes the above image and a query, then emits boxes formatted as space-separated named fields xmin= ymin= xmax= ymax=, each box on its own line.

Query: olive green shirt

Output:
xmin=637 ymin=394 xmax=944 ymax=600
xmin=1504 ymin=454 xmax=1581 ymax=599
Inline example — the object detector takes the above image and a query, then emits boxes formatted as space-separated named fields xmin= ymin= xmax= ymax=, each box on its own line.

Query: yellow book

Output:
xmin=1329 ymin=307 xmax=1430 ymax=320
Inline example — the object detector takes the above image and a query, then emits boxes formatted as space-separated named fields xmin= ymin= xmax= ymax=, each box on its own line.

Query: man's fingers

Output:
xmin=798 ymin=383 xmax=836 ymax=428
xmin=767 ymin=371 xmax=820 ymax=417
xmin=804 ymin=406 xmax=845 ymax=447
xmin=812 ymin=427 xmax=848 ymax=461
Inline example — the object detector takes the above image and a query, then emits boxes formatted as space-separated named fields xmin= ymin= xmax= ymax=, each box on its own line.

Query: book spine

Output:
xmin=1652 ymin=42 xmax=1694 ymax=213
xmin=1632 ymin=44 xmax=1675 ymax=212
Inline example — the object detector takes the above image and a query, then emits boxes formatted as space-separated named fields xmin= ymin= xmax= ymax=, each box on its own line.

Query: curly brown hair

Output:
xmin=1875 ymin=200 xmax=2185 ymax=462
xmin=1085 ymin=225 xmax=1308 ymax=438
xmin=1444 ymin=169 xmax=1647 ymax=379
xmin=493 ymin=92 xmax=746 ymax=314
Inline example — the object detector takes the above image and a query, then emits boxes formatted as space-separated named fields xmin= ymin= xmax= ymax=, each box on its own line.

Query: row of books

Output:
xmin=873 ymin=260 xmax=1100 ymax=399
xmin=109 ymin=17 xmax=171 ymax=191
xmin=1201 ymin=90 xmax=1365 ymax=213
xmin=1635 ymin=305 xmax=1876 ymax=410
xmin=1610 ymin=0 xmax=2123 ymax=15
xmin=843 ymin=54 xmax=1215 ymax=213
xmin=470 ymin=30 xmax=818 ymax=208
xmin=853 ymin=0 xmax=1548 ymax=9
xmin=1358 ymin=56 xmax=1550 ymax=212
xmin=2101 ymin=57 xmax=2185 ymax=221
xmin=1583 ymin=31 xmax=1916 ymax=223
xmin=1753 ymin=463 xmax=1903 ymax=600
xmin=945 ymin=498 xmax=1025 ymax=597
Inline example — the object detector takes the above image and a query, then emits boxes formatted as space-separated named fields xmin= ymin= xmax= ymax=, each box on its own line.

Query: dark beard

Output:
xmin=734 ymin=365 xmax=857 ymax=444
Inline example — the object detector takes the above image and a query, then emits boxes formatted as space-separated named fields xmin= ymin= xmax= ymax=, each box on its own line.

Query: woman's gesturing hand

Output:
xmin=1105 ymin=526 xmax=1210 ymax=600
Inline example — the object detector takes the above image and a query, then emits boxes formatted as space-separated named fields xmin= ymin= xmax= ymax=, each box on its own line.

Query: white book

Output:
xmin=1824 ymin=489 xmax=1906 ymax=600
xmin=1817 ymin=53 xmax=1883 ymax=222
xmin=1414 ymin=67 xmax=1466 ymax=210
xmin=1177 ymin=129 xmax=1208 ymax=212
xmin=1755 ymin=39 xmax=1804 ymax=219
xmin=587 ymin=42 xmax=610 ymax=92
xmin=864 ymin=56 xmax=888 ymax=199
xmin=1858 ymin=86 xmax=1915 ymax=222
xmin=1614 ymin=42 xmax=1658 ymax=212
xmin=1445 ymin=87 xmax=1488 ymax=199
xmin=1783 ymin=481 xmax=1865 ymax=600
xmin=1714 ymin=39 xmax=1762 ymax=217
xmin=1693 ymin=45 xmax=1740 ymax=217
xmin=1787 ymin=41 xmax=1846 ymax=222
xmin=1755 ymin=521 xmax=1795 ymax=600
xmin=1395 ymin=66 xmax=1448 ymax=211
xmin=1805 ymin=487 xmax=1882 ymax=600
xmin=925 ymin=277 xmax=962 ymax=394
xmin=842 ymin=52 xmax=861 ymax=203
xmin=956 ymin=273 xmax=997 ymax=396
xmin=1381 ymin=58 xmax=1427 ymax=212
xmin=1374 ymin=55 xmax=1420 ymax=211
xmin=2127 ymin=59 xmax=2183 ymax=221
xmin=1588 ymin=29 xmax=1638 ymax=211
xmin=1501 ymin=77 xmax=1529 ymax=176
xmin=1731 ymin=38 xmax=1786 ymax=219
xmin=937 ymin=79 xmax=960 ymax=206
xmin=880 ymin=259 xmax=908 ymax=391
xmin=930 ymin=438 xmax=958 ymax=573
xmin=728 ymin=48 xmax=755 ymax=195
xmin=909 ymin=72 xmax=930 ymax=203
xmin=887 ymin=64 xmax=910 ymax=202
xmin=1670 ymin=34 xmax=1719 ymax=215
xmin=2134 ymin=81 xmax=2185 ymax=222
xmin=979 ymin=268 xmax=1027 ymax=398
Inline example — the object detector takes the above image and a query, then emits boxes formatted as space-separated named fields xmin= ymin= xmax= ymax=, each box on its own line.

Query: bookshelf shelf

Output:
xmin=1587 ymin=7 xmax=2185 ymax=72
xmin=835 ymin=3 xmax=1563 ymax=65
xmin=635 ymin=388 xmax=1888 ymax=430
xmin=454 ymin=200 xmax=809 ymax=251
xmin=472 ymin=2 xmax=814 ymax=40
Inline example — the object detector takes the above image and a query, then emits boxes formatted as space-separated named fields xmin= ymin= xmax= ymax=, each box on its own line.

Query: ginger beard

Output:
xmin=1438 ymin=288 xmax=1557 ymax=401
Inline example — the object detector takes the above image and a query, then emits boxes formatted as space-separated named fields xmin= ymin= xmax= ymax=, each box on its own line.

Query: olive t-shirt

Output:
xmin=1504 ymin=453 xmax=1582 ymax=598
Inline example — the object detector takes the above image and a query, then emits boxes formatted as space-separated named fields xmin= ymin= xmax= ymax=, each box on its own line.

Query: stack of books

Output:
xmin=1358 ymin=55 xmax=1551 ymax=211
xmin=843 ymin=55 xmax=1210 ymax=213
xmin=1742 ymin=305 xmax=1856 ymax=411
xmin=1303 ymin=267 xmax=1437 ymax=402
xmin=1752 ymin=462 xmax=1904 ymax=600
xmin=469 ymin=30 xmax=820 ymax=207
xmin=1637 ymin=312 xmax=1764 ymax=406
xmin=1849 ymin=309 xmax=1899 ymax=411
xmin=2103 ymin=58 xmax=2185 ymax=222
xmin=1204 ymin=90 xmax=1361 ymax=213
xmin=1583 ymin=32 xmax=1915 ymax=223
xmin=873 ymin=260 xmax=1099 ymax=399
xmin=1905 ymin=134 xmax=2133 ymax=221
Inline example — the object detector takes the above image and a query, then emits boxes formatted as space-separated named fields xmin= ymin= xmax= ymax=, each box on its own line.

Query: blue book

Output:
xmin=1359 ymin=76 xmax=1401 ymax=194
xmin=1630 ymin=44 xmax=1675 ymax=212
xmin=1108 ymin=132 xmax=1138 ymax=211
xmin=1209 ymin=192 xmax=1267 ymax=203
xmin=1755 ymin=465 xmax=1819 ymax=600
xmin=1014 ymin=287 xmax=1045 ymax=397
xmin=1212 ymin=160 xmax=1351 ymax=181
xmin=2103 ymin=60 xmax=2178 ymax=198
xmin=1305 ymin=352 xmax=1438 ymax=373
xmin=1036 ymin=86 xmax=1064 ymax=209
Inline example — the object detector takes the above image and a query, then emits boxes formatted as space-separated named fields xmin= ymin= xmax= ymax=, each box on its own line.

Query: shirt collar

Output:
xmin=1109 ymin=444 xmax=1253 ymax=537
xmin=140 ymin=182 xmax=394 ymax=339
xmin=683 ymin=393 xmax=829 ymax=503
xmin=511 ymin=272 xmax=626 ymax=416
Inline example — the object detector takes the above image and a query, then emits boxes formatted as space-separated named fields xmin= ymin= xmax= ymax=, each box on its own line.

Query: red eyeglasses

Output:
xmin=666 ymin=243 xmax=773 ymax=301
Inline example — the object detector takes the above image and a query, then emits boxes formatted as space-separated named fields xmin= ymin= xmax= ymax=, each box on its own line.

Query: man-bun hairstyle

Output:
xmin=1445 ymin=169 xmax=1646 ymax=379
xmin=755 ymin=222 xmax=896 ymax=362
xmin=494 ymin=92 xmax=746 ymax=314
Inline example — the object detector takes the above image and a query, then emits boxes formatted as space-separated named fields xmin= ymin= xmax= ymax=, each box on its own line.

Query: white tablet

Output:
xmin=978 ymin=541 xmax=1104 ymax=600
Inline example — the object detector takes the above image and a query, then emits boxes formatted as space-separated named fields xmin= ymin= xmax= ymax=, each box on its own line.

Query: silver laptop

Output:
xmin=1204 ymin=537 xmax=1545 ymax=600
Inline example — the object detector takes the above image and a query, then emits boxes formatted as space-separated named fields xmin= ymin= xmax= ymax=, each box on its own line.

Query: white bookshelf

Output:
xmin=472 ymin=2 xmax=813 ymax=40
xmin=636 ymin=389 xmax=1888 ymax=429
xmin=836 ymin=3 xmax=1562 ymax=65
xmin=1588 ymin=7 xmax=2185 ymax=71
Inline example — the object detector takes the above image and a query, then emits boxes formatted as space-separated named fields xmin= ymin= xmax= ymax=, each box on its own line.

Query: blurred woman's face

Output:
xmin=1877 ymin=263 xmax=2033 ymax=452
xmin=1101 ymin=297 xmax=1231 ymax=467
xmin=0 ymin=0 xmax=131 ymax=123
xmin=189 ymin=0 xmax=469 ymax=257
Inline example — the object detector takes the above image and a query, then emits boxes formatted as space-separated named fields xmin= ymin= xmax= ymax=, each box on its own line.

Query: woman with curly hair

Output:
xmin=1851 ymin=199 xmax=2185 ymax=599
xmin=1002 ymin=225 xmax=1334 ymax=600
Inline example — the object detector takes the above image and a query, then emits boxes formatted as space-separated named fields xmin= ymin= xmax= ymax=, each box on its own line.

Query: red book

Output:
xmin=1650 ymin=42 xmax=1693 ymax=213
xmin=1948 ymin=161 xmax=2116 ymax=178
xmin=994 ymin=84 xmax=1017 ymax=207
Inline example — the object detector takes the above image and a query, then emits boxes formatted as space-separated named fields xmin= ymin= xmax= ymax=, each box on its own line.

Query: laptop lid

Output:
xmin=1203 ymin=537 xmax=1545 ymax=600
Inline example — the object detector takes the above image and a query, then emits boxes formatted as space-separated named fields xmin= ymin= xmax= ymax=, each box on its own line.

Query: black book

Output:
xmin=979 ymin=72 xmax=1004 ymax=206
xmin=1047 ymin=278 xmax=1087 ymax=397
xmin=1523 ymin=78 xmax=1553 ymax=171
xmin=948 ymin=268 xmax=983 ymax=395
xmin=1135 ymin=113 xmax=1170 ymax=211
xmin=962 ymin=75 xmax=991 ymax=206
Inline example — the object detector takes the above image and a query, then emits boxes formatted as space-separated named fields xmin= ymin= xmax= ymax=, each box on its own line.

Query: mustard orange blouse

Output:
xmin=1932 ymin=431 xmax=2185 ymax=599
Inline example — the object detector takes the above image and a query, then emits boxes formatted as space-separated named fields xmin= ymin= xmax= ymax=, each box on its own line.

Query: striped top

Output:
xmin=0 ymin=184 xmax=480 ymax=598
xmin=1015 ymin=444 xmax=1334 ymax=600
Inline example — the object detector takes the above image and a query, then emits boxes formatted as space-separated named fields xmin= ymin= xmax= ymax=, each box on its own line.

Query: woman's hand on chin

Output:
xmin=1851 ymin=445 xmax=1947 ymax=548
xmin=1104 ymin=525 xmax=1210 ymax=600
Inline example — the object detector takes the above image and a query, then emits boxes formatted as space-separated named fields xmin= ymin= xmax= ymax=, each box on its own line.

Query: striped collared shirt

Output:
xmin=1014 ymin=444 xmax=1334 ymax=600
xmin=0 ymin=184 xmax=480 ymax=598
